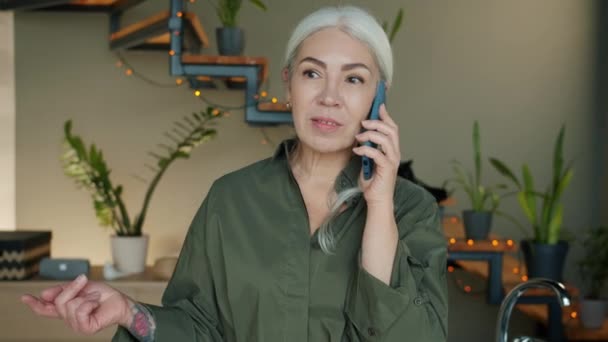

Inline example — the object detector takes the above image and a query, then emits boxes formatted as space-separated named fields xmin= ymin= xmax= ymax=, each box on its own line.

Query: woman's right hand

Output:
xmin=21 ymin=274 xmax=133 ymax=336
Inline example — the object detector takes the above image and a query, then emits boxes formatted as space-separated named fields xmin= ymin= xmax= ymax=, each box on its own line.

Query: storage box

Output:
xmin=0 ymin=231 xmax=52 ymax=280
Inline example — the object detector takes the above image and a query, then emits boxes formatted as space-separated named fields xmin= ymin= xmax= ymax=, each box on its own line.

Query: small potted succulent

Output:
xmin=211 ymin=0 xmax=267 ymax=55
xmin=60 ymin=107 xmax=224 ymax=273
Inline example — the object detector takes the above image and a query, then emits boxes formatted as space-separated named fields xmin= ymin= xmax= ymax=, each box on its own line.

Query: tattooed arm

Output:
xmin=121 ymin=300 xmax=157 ymax=342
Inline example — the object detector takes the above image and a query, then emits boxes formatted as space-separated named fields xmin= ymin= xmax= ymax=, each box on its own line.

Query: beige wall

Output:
xmin=0 ymin=11 xmax=15 ymax=231
xmin=14 ymin=1 xmax=597 ymax=284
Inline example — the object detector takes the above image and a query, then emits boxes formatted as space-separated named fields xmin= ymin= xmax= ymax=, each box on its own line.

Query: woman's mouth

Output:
xmin=311 ymin=117 xmax=342 ymax=133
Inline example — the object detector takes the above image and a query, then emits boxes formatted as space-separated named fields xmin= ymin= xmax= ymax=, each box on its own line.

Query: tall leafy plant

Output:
xmin=381 ymin=8 xmax=404 ymax=44
xmin=61 ymin=107 xmax=224 ymax=236
xmin=449 ymin=121 xmax=507 ymax=212
xmin=490 ymin=125 xmax=573 ymax=244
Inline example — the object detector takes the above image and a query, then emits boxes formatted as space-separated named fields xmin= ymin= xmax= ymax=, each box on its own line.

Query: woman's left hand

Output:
xmin=353 ymin=104 xmax=401 ymax=209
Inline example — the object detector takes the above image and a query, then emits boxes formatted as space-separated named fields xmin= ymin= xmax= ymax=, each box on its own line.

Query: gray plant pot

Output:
xmin=580 ymin=299 xmax=606 ymax=329
xmin=462 ymin=210 xmax=493 ymax=240
xmin=520 ymin=240 xmax=569 ymax=282
xmin=216 ymin=27 xmax=244 ymax=56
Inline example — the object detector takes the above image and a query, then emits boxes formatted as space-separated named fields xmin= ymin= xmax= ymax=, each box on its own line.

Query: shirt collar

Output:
xmin=272 ymin=138 xmax=362 ymax=193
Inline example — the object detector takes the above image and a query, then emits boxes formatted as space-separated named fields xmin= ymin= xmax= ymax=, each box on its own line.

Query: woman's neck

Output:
xmin=289 ymin=140 xmax=352 ymax=186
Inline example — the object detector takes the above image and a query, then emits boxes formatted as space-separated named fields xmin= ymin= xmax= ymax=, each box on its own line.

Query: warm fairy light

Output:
xmin=447 ymin=266 xmax=455 ymax=273
xmin=189 ymin=0 xmax=195 ymax=3
xmin=464 ymin=285 xmax=472 ymax=293
xmin=115 ymin=60 xmax=123 ymax=68
xmin=125 ymin=69 xmax=133 ymax=76
xmin=194 ymin=90 xmax=201 ymax=97
xmin=513 ymin=267 xmax=519 ymax=274
xmin=449 ymin=238 xmax=456 ymax=244
xmin=450 ymin=217 xmax=458 ymax=223
xmin=176 ymin=11 xmax=183 ymax=17
xmin=507 ymin=239 xmax=514 ymax=246
xmin=492 ymin=239 xmax=499 ymax=246
xmin=260 ymin=91 xmax=268 ymax=97
xmin=466 ymin=239 xmax=474 ymax=246
xmin=212 ymin=109 xmax=220 ymax=116
xmin=176 ymin=78 xmax=183 ymax=85
xmin=570 ymin=311 xmax=578 ymax=319
xmin=521 ymin=275 xmax=528 ymax=282
xmin=169 ymin=50 xmax=176 ymax=56
xmin=261 ymin=139 xmax=268 ymax=145
xmin=271 ymin=97 xmax=278 ymax=104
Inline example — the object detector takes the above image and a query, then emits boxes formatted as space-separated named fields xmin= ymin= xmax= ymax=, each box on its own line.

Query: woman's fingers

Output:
xmin=360 ymin=120 xmax=399 ymax=152
xmin=53 ymin=274 xmax=89 ymax=319
xmin=355 ymin=130 xmax=399 ymax=163
xmin=21 ymin=294 xmax=59 ymax=318
xmin=40 ymin=284 xmax=67 ymax=302
xmin=66 ymin=292 xmax=100 ymax=332
xmin=76 ymin=300 xmax=102 ymax=335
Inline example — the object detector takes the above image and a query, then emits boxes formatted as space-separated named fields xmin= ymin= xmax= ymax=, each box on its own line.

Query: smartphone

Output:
xmin=361 ymin=82 xmax=386 ymax=180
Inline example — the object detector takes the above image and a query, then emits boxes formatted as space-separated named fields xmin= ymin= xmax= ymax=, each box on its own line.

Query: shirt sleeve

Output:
xmin=344 ymin=183 xmax=448 ymax=341
xmin=112 ymin=183 xmax=224 ymax=342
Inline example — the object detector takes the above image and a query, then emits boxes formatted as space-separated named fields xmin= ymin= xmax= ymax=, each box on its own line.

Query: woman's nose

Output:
xmin=318 ymin=81 xmax=342 ymax=107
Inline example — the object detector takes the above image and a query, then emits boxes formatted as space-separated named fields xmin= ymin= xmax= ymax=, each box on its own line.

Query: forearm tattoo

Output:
xmin=128 ymin=302 xmax=156 ymax=342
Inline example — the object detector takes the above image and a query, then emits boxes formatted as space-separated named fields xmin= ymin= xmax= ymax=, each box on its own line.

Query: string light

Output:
xmin=261 ymin=139 xmax=268 ymax=145
xmin=447 ymin=266 xmax=455 ymax=273
xmin=115 ymin=60 xmax=123 ymax=68
xmin=464 ymin=285 xmax=472 ymax=293
xmin=491 ymin=239 xmax=499 ymax=246
xmin=449 ymin=238 xmax=456 ymax=244
xmin=521 ymin=275 xmax=528 ymax=282
xmin=176 ymin=11 xmax=183 ymax=17
xmin=513 ymin=267 xmax=519 ymax=274
xmin=194 ymin=90 xmax=201 ymax=97
xmin=570 ymin=311 xmax=578 ymax=319
xmin=466 ymin=239 xmax=474 ymax=246
xmin=271 ymin=97 xmax=278 ymax=104
xmin=507 ymin=239 xmax=514 ymax=246
xmin=260 ymin=91 xmax=268 ymax=97
xmin=125 ymin=69 xmax=133 ymax=76
xmin=176 ymin=78 xmax=183 ymax=85
xmin=169 ymin=50 xmax=176 ymax=56
xmin=212 ymin=108 xmax=220 ymax=116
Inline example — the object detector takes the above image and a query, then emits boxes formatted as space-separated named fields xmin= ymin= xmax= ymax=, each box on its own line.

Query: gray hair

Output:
xmin=283 ymin=5 xmax=394 ymax=85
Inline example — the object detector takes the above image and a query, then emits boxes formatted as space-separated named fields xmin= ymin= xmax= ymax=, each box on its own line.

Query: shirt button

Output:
xmin=367 ymin=327 xmax=377 ymax=336
xmin=414 ymin=297 xmax=424 ymax=305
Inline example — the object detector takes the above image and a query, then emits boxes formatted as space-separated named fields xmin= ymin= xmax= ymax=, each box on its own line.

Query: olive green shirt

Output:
xmin=112 ymin=138 xmax=448 ymax=341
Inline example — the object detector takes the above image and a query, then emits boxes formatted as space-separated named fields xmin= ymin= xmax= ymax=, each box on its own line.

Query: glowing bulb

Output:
xmin=271 ymin=97 xmax=278 ymax=104
xmin=194 ymin=90 xmax=201 ymax=97
xmin=512 ymin=267 xmax=519 ymax=274
xmin=212 ymin=109 xmax=220 ymax=116
xmin=125 ymin=69 xmax=133 ymax=76
xmin=447 ymin=266 xmax=455 ymax=273
xmin=507 ymin=239 xmax=514 ymax=246
xmin=115 ymin=60 xmax=123 ymax=68
xmin=261 ymin=139 xmax=268 ymax=145
xmin=466 ymin=239 xmax=474 ymax=246
xmin=260 ymin=91 xmax=268 ymax=97
xmin=464 ymin=285 xmax=472 ymax=293
xmin=570 ymin=311 xmax=578 ymax=319
xmin=521 ymin=275 xmax=528 ymax=282
xmin=169 ymin=50 xmax=176 ymax=56
xmin=449 ymin=238 xmax=456 ymax=244
xmin=176 ymin=78 xmax=183 ymax=85
xmin=450 ymin=217 xmax=458 ymax=223
xmin=492 ymin=239 xmax=499 ymax=246
xmin=176 ymin=11 xmax=183 ymax=17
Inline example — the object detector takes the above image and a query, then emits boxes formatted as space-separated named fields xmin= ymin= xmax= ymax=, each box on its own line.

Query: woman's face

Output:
xmin=285 ymin=27 xmax=382 ymax=154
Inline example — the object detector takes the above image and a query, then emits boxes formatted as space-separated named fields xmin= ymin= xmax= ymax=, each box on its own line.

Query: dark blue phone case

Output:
xmin=362 ymin=82 xmax=386 ymax=180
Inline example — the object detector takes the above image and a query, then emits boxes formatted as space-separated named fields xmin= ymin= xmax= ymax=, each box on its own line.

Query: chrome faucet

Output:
xmin=496 ymin=278 xmax=571 ymax=342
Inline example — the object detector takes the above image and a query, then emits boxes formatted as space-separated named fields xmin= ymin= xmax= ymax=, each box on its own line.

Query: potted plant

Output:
xmin=60 ymin=107 xmax=224 ymax=273
xmin=448 ymin=121 xmax=509 ymax=240
xmin=210 ymin=0 xmax=267 ymax=55
xmin=490 ymin=125 xmax=573 ymax=281
xmin=577 ymin=225 xmax=608 ymax=329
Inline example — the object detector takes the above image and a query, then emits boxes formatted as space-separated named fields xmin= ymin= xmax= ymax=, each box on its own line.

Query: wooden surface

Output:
xmin=443 ymin=216 xmax=608 ymax=340
xmin=182 ymin=54 xmax=269 ymax=83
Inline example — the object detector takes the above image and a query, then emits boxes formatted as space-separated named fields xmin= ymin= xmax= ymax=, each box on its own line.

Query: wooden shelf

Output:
xmin=110 ymin=10 xmax=209 ymax=51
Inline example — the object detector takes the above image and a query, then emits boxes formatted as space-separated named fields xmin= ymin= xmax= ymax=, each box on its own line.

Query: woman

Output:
xmin=21 ymin=5 xmax=448 ymax=341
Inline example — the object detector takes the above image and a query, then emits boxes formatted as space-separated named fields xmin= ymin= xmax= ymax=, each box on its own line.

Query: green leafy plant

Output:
xmin=578 ymin=225 xmax=608 ymax=299
xmin=448 ymin=121 xmax=508 ymax=212
xmin=381 ymin=8 xmax=404 ymax=43
xmin=490 ymin=125 xmax=574 ymax=244
xmin=60 ymin=107 xmax=224 ymax=236
xmin=209 ymin=0 xmax=267 ymax=27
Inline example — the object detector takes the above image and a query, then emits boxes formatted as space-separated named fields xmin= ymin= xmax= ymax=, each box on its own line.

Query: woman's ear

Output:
xmin=282 ymin=67 xmax=291 ymax=99
xmin=384 ymin=80 xmax=390 ymax=92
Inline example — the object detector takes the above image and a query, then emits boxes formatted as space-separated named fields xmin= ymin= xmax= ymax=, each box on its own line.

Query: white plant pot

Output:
xmin=580 ymin=298 xmax=606 ymax=329
xmin=110 ymin=234 xmax=149 ymax=274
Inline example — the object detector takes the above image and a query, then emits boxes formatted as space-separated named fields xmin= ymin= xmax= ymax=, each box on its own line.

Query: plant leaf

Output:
xmin=489 ymin=158 xmax=520 ymax=188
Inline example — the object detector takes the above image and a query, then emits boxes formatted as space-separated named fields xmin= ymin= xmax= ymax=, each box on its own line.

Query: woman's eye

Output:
xmin=347 ymin=76 xmax=364 ymax=84
xmin=303 ymin=70 xmax=320 ymax=78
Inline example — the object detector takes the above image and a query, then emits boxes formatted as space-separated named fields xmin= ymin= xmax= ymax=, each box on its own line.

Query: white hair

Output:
xmin=283 ymin=5 xmax=394 ymax=85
